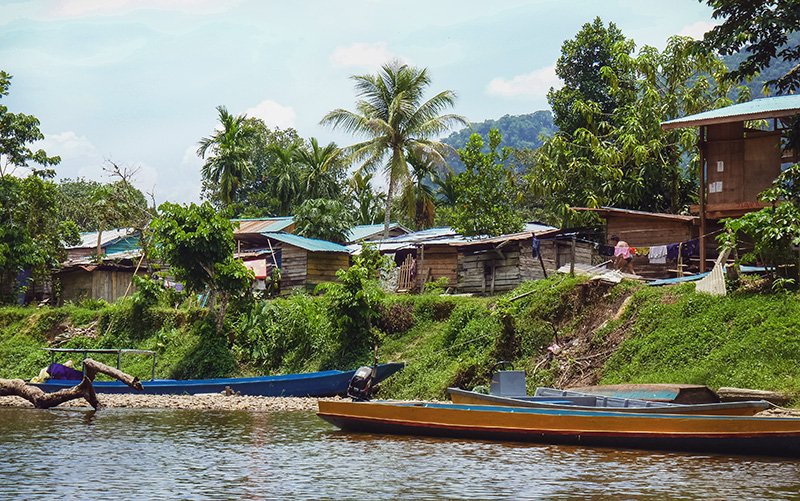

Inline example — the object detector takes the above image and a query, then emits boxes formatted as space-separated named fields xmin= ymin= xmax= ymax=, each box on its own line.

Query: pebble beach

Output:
xmin=0 ymin=393 xmax=339 ymax=412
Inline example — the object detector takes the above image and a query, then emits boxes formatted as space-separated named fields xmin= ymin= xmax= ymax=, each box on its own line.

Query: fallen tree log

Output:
xmin=0 ymin=358 xmax=143 ymax=410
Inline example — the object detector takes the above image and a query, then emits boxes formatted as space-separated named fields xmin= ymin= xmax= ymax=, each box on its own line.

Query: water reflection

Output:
xmin=0 ymin=407 xmax=799 ymax=500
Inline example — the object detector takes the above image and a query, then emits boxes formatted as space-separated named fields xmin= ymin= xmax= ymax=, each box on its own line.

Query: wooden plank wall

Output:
xmin=458 ymin=243 xmax=522 ymax=293
xmin=416 ymin=245 xmax=458 ymax=289
xmin=743 ymin=133 xmax=782 ymax=201
xmin=306 ymin=252 xmax=350 ymax=287
xmin=279 ymin=244 xmax=308 ymax=289
xmin=606 ymin=216 xmax=694 ymax=247
xmin=458 ymin=238 xmax=597 ymax=293
xmin=92 ymin=270 xmax=135 ymax=302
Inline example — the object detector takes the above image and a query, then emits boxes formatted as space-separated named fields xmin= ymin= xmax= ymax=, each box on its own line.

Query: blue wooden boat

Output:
xmin=32 ymin=348 xmax=404 ymax=396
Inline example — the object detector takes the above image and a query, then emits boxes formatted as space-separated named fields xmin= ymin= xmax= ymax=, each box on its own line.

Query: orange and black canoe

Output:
xmin=318 ymin=400 xmax=800 ymax=457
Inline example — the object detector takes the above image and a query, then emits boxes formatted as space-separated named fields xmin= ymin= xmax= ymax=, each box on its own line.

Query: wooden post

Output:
xmin=570 ymin=235 xmax=576 ymax=276
xmin=699 ymin=125 xmax=707 ymax=273
xmin=418 ymin=245 xmax=424 ymax=292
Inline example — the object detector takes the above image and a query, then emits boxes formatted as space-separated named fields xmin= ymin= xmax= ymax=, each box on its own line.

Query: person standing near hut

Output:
xmin=610 ymin=235 xmax=635 ymax=274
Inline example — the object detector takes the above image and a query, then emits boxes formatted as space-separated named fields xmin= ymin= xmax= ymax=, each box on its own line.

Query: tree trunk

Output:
xmin=0 ymin=358 xmax=143 ymax=410
xmin=383 ymin=177 xmax=395 ymax=239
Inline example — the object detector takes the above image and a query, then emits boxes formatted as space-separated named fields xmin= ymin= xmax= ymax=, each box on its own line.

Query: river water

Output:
xmin=1 ymin=406 xmax=800 ymax=500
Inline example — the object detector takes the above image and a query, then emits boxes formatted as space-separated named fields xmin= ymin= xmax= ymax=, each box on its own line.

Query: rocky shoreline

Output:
xmin=0 ymin=393 xmax=340 ymax=412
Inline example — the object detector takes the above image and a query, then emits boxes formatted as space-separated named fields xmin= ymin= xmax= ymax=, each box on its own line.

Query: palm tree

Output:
xmin=321 ymin=61 xmax=468 ymax=238
xmin=268 ymin=143 xmax=300 ymax=215
xmin=433 ymin=165 xmax=458 ymax=207
xmin=294 ymin=138 xmax=344 ymax=200
xmin=400 ymin=150 xmax=438 ymax=230
xmin=348 ymin=171 xmax=385 ymax=225
xmin=197 ymin=106 xmax=260 ymax=206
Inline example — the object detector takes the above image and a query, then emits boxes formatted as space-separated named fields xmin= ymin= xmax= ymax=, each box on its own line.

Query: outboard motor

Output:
xmin=347 ymin=365 xmax=377 ymax=401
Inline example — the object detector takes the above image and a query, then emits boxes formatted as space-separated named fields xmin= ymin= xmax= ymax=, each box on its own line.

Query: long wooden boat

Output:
xmin=34 ymin=363 xmax=405 ymax=397
xmin=447 ymin=388 xmax=771 ymax=416
xmin=317 ymin=400 xmax=800 ymax=457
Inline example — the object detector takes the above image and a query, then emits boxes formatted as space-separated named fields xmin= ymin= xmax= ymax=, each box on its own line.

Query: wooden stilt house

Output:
xmin=662 ymin=95 xmax=800 ymax=271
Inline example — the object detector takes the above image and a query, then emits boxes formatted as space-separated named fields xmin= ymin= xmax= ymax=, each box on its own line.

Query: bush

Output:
xmin=377 ymin=302 xmax=415 ymax=334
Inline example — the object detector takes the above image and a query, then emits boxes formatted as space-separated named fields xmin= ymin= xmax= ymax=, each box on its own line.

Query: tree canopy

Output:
xmin=449 ymin=129 xmax=524 ymax=237
xmin=528 ymin=30 xmax=748 ymax=225
xmin=0 ymin=71 xmax=60 ymax=178
xmin=700 ymin=0 xmax=800 ymax=93
xmin=150 ymin=202 xmax=252 ymax=343
xmin=548 ymin=17 xmax=637 ymax=133
xmin=322 ymin=60 xmax=467 ymax=238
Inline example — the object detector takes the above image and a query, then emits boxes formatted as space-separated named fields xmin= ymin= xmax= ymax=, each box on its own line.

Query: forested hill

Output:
xmin=442 ymin=110 xmax=557 ymax=153
xmin=724 ymin=31 xmax=800 ymax=98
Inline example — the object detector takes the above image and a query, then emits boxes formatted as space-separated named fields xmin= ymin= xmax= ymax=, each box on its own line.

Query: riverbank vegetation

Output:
xmin=2 ymin=276 xmax=799 ymax=404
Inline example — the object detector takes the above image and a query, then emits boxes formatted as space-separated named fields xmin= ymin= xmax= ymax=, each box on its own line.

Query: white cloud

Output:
xmin=677 ymin=21 xmax=718 ymax=40
xmin=330 ymin=42 xmax=398 ymax=69
xmin=244 ymin=100 xmax=297 ymax=129
xmin=41 ymin=131 xmax=102 ymax=162
xmin=486 ymin=65 xmax=560 ymax=99
xmin=47 ymin=0 xmax=239 ymax=19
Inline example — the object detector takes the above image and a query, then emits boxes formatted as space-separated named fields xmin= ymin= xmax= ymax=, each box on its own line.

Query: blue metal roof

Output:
xmin=262 ymin=232 xmax=350 ymax=253
xmin=662 ymin=95 xmax=800 ymax=129
xmin=346 ymin=223 xmax=410 ymax=242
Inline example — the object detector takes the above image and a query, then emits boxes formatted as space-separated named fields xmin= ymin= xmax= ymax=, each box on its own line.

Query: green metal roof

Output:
xmin=662 ymin=95 xmax=800 ymax=129
xmin=262 ymin=232 xmax=350 ymax=253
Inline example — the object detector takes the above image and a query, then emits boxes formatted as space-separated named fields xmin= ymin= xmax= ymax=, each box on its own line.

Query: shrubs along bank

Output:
xmin=1 ymin=276 xmax=799 ymax=404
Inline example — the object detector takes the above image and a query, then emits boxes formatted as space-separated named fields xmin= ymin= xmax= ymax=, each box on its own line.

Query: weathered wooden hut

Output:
xmin=452 ymin=229 xmax=598 ymax=294
xmin=662 ymin=94 xmax=800 ymax=271
xmin=364 ymin=225 xmax=598 ymax=294
xmin=574 ymin=207 xmax=700 ymax=278
xmin=260 ymin=232 xmax=351 ymax=291
xmin=57 ymin=251 xmax=142 ymax=303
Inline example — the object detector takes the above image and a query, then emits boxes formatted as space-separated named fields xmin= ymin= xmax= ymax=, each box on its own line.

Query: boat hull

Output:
xmin=33 ymin=363 xmax=404 ymax=397
xmin=317 ymin=400 xmax=800 ymax=457
xmin=447 ymin=388 xmax=771 ymax=416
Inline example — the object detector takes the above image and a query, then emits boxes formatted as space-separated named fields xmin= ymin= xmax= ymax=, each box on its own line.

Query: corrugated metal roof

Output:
xmin=262 ymin=232 xmax=350 ymax=253
xmin=346 ymin=223 xmax=411 ymax=242
xmin=234 ymin=217 xmax=294 ymax=234
xmin=662 ymin=95 xmax=800 ymax=129
xmin=68 ymin=228 xmax=138 ymax=249
xmin=575 ymin=207 xmax=698 ymax=222
xmin=349 ymin=223 xmax=558 ymax=252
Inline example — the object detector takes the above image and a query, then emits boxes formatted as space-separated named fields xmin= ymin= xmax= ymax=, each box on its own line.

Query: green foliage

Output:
xmin=422 ymin=277 xmax=450 ymax=295
xmin=348 ymin=171 xmax=385 ymax=225
xmin=322 ymin=60 xmax=468 ymax=237
xmin=0 ymin=175 xmax=80 ymax=302
xmin=315 ymin=252 xmax=385 ymax=369
xmin=441 ymin=111 xmax=557 ymax=171
xmin=198 ymin=106 xmax=263 ymax=206
xmin=57 ymin=177 xmax=149 ymax=233
xmin=721 ymin=163 xmax=800 ymax=285
xmin=293 ymin=198 xmax=354 ymax=243
xmin=529 ymin=28 xmax=747 ymax=224
xmin=701 ymin=1 xmax=800 ymax=93
xmin=0 ymin=70 xmax=60 ymax=178
xmin=377 ymin=301 xmax=416 ymax=335
xmin=150 ymin=201 xmax=253 ymax=343
xmin=450 ymin=129 xmax=524 ymax=236
xmin=548 ymin=17 xmax=636 ymax=133
xmin=602 ymin=285 xmax=800 ymax=395
xmin=234 ymin=294 xmax=333 ymax=372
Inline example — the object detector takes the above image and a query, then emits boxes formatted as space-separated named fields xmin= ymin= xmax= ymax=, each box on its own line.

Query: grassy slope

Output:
xmin=2 ymin=277 xmax=800 ymax=403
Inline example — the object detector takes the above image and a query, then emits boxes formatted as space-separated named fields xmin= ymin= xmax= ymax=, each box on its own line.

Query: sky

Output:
xmin=1 ymin=0 xmax=718 ymax=204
